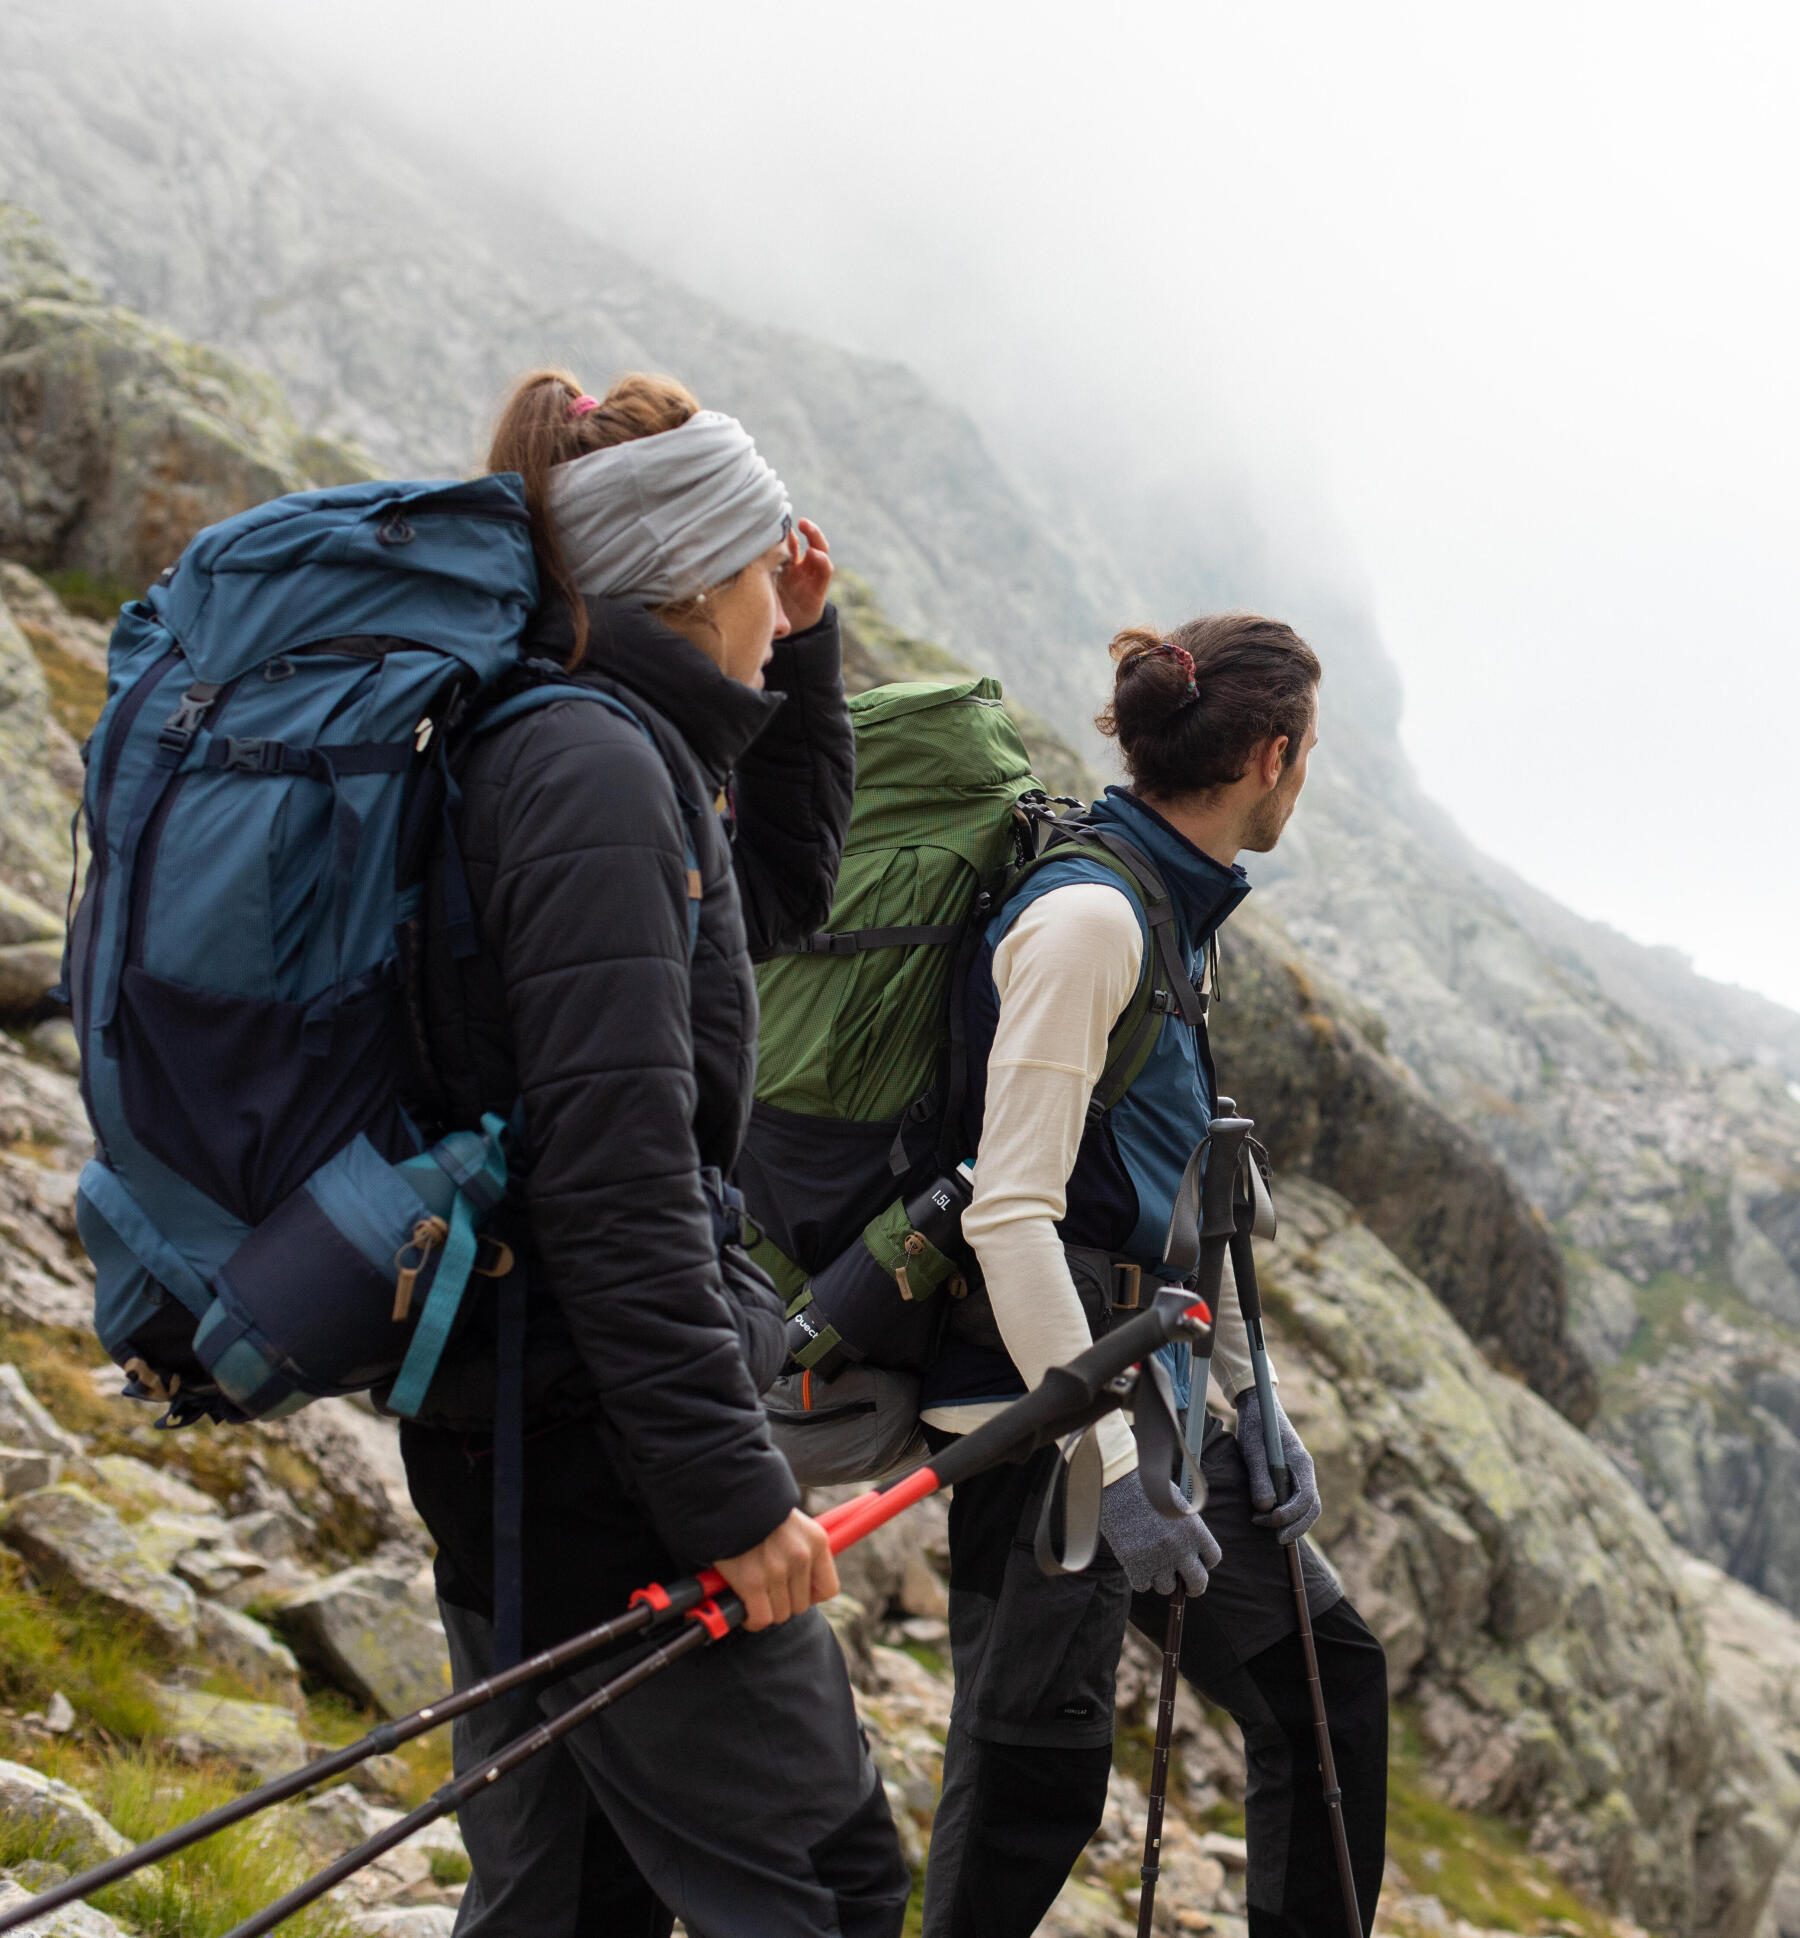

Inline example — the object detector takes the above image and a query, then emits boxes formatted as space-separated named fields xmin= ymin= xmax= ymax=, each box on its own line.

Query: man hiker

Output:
xmin=917 ymin=615 xmax=1389 ymax=1938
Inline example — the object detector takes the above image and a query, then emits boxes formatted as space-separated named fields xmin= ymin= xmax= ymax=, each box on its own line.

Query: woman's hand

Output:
xmin=714 ymin=1507 xmax=839 ymax=1630
xmin=778 ymin=518 xmax=833 ymax=633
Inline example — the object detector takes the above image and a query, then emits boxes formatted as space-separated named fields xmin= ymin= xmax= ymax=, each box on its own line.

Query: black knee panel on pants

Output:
xmin=946 ymin=1741 xmax=1114 ymax=1938
xmin=809 ymin=1772 xmax=916 ymax=1938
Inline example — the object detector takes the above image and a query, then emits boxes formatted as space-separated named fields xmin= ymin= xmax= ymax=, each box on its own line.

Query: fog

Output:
xmin=254 ymin=0 xmax=1800 ymax=1011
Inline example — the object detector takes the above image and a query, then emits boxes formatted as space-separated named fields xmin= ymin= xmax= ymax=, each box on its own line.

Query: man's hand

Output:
xmin=1098 ymin=1473 xmax=1222 ymax=1596
xmin=1234 ymin=1387 xmax=1322 ymax=1545
xmin=714 ymin=1507 xmax=839 ymax=1631
xmin=778 ymin=518 xmax=833 ymax=633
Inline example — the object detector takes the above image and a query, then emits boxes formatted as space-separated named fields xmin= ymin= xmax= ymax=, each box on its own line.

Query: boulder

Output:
xmin=0 ymin=1758 xmax=129 ymax=1868
xmin=285 ymin=1785 xmax=467 ymax=1913
xmin=0 ymin=944 xmax=60 ymax=1019
xmin=151 ymin=1683 xmax=307 ymax=1779
xmin=0 ymin=1367 xmax=81 ymax=1460
xmin=276 ymin=1568 xmax=451 ymax=1719
xmin=0 ymin=582 xmax=72 ymax=906
xmin=226 ymin=1506 xmax=307 ymax=1562
xmin=131 ymin=1512 xmax=228 ymax=1574
xmin=0 ymin=882 xmax=60 ymax=949
xmin=0 ymin=1880 xmax=126 ymax=1937
xmin=89 ymin=1454 xmax=218 ymax=1519
xmin=196 ymin=1600 xmax=304 ymax=1711
xmin=2 ymin=1485 xmax=198 ymax=1650
xmin=0 ymin=1448 xmax=61 ymax=1498
xmin=347 ymin=1912 xmax=458 ymax=1938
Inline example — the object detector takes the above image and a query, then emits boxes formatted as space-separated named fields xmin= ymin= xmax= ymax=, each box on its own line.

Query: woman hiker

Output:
xmin=917 ymin=617 xmax=1389 ymax=1938
xmin=390 ymin=370 xmax=910 ymax=1938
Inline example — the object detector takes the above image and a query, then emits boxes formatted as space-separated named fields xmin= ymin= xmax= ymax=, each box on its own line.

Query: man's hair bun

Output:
xmin=1096 ymin=615 xmax=1320 ymax=799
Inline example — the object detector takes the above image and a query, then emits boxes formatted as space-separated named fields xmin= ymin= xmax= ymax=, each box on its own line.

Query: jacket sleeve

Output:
xmin=485 ymin=705 xmax=800 ymax=1566
xmin=731 ymin=605 xmax=855 ymax=959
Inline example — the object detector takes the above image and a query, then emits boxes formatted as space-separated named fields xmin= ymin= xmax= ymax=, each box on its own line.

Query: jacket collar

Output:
xmin=1090 ymin=786 xmax=1250 ymax=951
xmin=522 ymin=595 xmax=785 ymax=784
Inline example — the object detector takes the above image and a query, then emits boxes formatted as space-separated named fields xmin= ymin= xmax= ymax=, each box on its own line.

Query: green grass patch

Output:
xmin=428 ymin=1845 xmax=471 ymax=1888
xmin=1386 ymin=1713 xmax=1611 ymax=1935
xmin=900 ymin=1641 xmax=947 ymax=1679
xmin=39 ymin=569 xmax=138 ymax=625
xmin=18 ymin=620 xmax=109 ymax=742
xmin=0 ymin=1550 xmax=166 ymax=1740
xmin=0 ymin=1322 xmax=385 ymax=1565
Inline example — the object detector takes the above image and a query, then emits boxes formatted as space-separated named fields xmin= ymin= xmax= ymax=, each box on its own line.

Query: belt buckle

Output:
xmin=1111 ymin=1261 xmax=1142 ymax=1311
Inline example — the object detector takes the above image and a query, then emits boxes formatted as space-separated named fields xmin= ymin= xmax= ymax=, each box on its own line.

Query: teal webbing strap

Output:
xmin=386 ymin=1186 xmax=480 ymax=1418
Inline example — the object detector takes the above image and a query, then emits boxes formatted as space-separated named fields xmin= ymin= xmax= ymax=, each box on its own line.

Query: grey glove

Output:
xmin=1235 ymin=1386 xmax=1322 ymax=1545
xmin=1098 ymin=1473 xmax=1222 ymax=1595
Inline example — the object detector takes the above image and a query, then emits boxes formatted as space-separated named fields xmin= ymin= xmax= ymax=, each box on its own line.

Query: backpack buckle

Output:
xmin=1110 ymin=1261 xmax=1143 ymax=1311
xmin=220 ymin=737 xmax=290 ymax=773
xmin=156 ymin=683 xmax=222 ymax=763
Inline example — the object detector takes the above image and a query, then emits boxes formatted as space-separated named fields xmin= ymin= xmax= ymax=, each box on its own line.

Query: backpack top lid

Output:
xmin=158 ymin=474 xmax=538 ymax=683
xmin=837 ymin=676 xmax=1038 ymax=863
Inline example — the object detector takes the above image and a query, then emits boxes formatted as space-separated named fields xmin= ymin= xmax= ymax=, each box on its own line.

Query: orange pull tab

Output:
xmin=687 ymin=868 xmax=703 ymax=900
xmin=394 ymin=1216 xmax=450 ymax=1322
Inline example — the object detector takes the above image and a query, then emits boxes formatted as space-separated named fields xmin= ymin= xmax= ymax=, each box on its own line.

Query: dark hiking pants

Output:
xmin=441 ymin=1602 xmax=910 ymax=1938
xmin=920 ymin=1419 xmax=1387 ymax=1938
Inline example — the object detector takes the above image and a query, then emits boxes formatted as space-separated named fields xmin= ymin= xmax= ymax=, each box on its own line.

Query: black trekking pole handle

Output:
xmin=13 ymin=1291 xmax=1211 ymax=1937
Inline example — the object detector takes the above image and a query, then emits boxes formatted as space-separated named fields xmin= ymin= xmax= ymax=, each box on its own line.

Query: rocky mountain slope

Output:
xmin=0 ymin=531 xmax=1791 ymax=1935
xmin=0 ymin=0 xmax=1132 ymax=741
xmin=3 ymin=11 xmax=1800 ymax=1924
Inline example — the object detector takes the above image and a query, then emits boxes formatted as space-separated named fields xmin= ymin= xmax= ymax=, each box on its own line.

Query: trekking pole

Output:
xmin=1229 ymin=1151 xmax=1364 ymax=1938
xmin=12 ymin=1292 xmax=1211 ymax=1938
xmin=0 ymin=1569 xmax=725 ymax=1935
xmin=1137 ymin=1110 xmax=1247 ymax=1938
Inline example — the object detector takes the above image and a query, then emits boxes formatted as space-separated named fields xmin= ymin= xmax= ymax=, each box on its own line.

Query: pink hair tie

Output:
xmin=1132 ymin=639 xmax=1200 ymax=703
xmin=568 ymin=394 xmax=601 ymax=419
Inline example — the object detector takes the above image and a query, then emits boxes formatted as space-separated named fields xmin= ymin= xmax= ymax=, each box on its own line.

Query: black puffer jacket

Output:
xmin=403 ymin=594 xmax=853 ymax=1571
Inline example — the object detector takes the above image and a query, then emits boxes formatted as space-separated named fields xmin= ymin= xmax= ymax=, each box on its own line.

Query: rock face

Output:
xmin=2 ymin=1485 xmax=198 ymax=1651
xmin=195 ymin=1600 xmax=305 ymax=1711
xmin=0 ymin=1758 xmax=129 ymax=1867
xmin=150 ymin=1682 xmax=306 ymax=1778
xmin=0 ymin=205 xmax=369 ymax=596
xmin=1263 ymin=1175 xmax=1798 ymax=1937
xmin=1213 ymin=903 xmax=1597 ymax=1423
xmin=277 ymin=1567 xmax=451 ymax=1720
xmin=0 ymin=1877 xmax=125 ymax=1937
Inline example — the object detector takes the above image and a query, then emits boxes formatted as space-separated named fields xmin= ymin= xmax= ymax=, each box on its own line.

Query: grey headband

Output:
xmin=546 ymin=409 xmax=793 ymax=603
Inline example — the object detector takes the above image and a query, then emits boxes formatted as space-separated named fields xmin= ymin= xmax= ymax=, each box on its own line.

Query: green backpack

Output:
xmin=739 ymin=678 xmax=1199 ymax=1481
xmin=741 ymin=677 xmax=1037 ymax=1302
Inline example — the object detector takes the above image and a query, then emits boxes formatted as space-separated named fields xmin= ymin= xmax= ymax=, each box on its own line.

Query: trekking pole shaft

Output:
xmin=1229 ymin=1228 xmax=1290 ymax=1499
xmin=225 ymin=1614 xmax=724 ymax=1938
xmin=1231 ymin=1200 xmax=1361 ymax=1936
xmin=0 ymin=1587 xmax=690 ymax=1937
xmin=1135 ymin=1585 xmax=1186 ymax=1938
xmin=1288 ymin=1542 xmax=1363 ymax=1937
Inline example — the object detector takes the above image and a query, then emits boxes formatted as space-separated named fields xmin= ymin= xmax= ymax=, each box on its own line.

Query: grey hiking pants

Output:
xmin=441 ymin=1601 xmax=910 ymax=1938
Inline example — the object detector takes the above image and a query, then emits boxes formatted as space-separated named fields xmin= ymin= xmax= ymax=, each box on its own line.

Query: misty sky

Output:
xmin=258 ymin=0 xmax=1800 ymax=1011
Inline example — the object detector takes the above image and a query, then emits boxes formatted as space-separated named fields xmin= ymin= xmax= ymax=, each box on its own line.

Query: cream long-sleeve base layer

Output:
xmin=921 ymin=882 xmax=1258 ymax=1487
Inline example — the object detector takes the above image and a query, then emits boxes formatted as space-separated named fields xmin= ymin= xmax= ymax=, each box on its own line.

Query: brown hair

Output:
xmin=1096 ymin=614 xmax=1321 ymax=800
xmin=487 ymin=368 xmax=701 ymax=667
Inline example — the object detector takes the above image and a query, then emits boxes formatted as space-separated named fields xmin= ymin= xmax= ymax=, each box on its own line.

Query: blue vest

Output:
xmin=922 ymin=787 xmax=1249 ymax=1409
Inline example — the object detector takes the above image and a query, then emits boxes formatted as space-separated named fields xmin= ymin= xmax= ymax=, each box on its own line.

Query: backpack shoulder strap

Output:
xmin=1002 ymin=820 xmax=1205 ymax=1120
